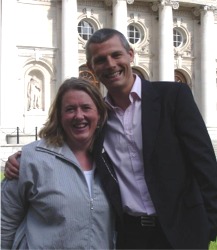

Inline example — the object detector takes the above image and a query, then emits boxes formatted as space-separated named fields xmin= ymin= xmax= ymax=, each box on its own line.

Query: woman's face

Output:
xmin=61 ymin=89 xmax=100 ymax=150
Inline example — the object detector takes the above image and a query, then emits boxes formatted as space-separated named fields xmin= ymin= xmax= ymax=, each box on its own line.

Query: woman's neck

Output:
xmin=73 ymin=150 xmax=93 ymax=171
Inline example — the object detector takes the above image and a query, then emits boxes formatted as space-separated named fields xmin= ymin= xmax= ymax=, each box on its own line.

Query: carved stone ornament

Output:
xmin=83 ymin=8 xmax=87 ymax=14
xmin=193 ymin=5 xmax=217 ymax=16
xmin=192 ymin=7 xmax=200 ymax=17
xmin=172 ymin=1 xmax=179 ymax=10
xmin=105 ymin=0 xmax=134 ymax=5
xmin=160 ymin=0 xmax=179 ymax=10
xmin=202 ymin=5 xmax=217 ymax=13
xmin=151 ymin=2 xmax=159 ymax=12
xmin=127 ymin=0 xmax=134 ymax=4
xmin=105 ymin=0 xmax=112 ymax=6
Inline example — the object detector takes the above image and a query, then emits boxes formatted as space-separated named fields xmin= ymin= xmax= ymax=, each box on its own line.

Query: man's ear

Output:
xmin=129 ymin=48 xmax=134 ymax=63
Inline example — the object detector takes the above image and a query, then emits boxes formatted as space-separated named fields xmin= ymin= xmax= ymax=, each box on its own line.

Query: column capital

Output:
xmin=151 ymin=0 xmax=179 ymax=11
xmin=202 ymin=5 xmax=217 ymax=13
xmin=160 ymin=0 xmax=179 ymax=9
xmin=105 ymin=0 xmax=134 ymax=5
xmin=192 ymin=5 xmax=217 ymax=17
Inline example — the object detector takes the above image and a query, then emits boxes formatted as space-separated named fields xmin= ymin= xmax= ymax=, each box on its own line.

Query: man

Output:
xmin=5 ymin=28 xmax=217 ymax=249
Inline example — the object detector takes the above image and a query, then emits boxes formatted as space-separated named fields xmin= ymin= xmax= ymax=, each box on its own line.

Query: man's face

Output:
xmin=87 ymin=35 xmax=134 ymax=93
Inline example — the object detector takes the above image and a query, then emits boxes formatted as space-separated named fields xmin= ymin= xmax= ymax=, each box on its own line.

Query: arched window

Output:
xmin=173 ymin=27 xmax=188 ymax=48
xmin=175 ymin=70 xmax=187 ymax=83
xmin=79 ymin=65 xmax=99 ymax=87
xmin=127 ymin=24 xmax=141 ymax=44
xmin=78 ymin=20 xmax=94 ymax=41
xmin=132 ymin=68 xmax=146 ymax=80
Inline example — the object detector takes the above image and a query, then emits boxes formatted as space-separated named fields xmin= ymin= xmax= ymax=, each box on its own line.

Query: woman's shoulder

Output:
xmin=20 ymin=139 xmax=49 ymax=164
xmin=22 ymin=139 xmax=44 ymax=150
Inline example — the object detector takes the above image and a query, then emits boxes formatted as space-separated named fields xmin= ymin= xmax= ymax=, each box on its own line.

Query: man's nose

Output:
xmin=106 ymin=57 xmax=116 ymax=67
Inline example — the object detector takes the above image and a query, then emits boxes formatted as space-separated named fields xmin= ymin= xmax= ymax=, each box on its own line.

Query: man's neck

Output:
xmin=108 ymin=92 xmax=131 ymax=110
xmin=107 ymin=77 xmax=135 ymax=110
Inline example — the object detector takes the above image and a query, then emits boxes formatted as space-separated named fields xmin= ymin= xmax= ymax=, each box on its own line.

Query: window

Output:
xmin=78 ymin=20 xmax=94 ymax=40
xmin=127 ymin=25 xmax=140 ymax=44
xmin=173 ymin=29 xmax=183 ymax=48
xmin=132 ymin=68 xmax=146 ymax=80
xmin=79 ymin=65 xmax=99 ymax=87
xmin=175 ymin=70 xmax=187 ymax=83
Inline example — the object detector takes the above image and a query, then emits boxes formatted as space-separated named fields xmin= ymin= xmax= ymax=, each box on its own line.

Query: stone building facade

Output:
xmin=0 ymin=0 xmax=217 ymax=167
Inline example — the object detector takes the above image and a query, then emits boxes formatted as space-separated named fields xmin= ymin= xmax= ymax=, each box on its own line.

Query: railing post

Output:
xmin=35 ymin=127 xmax=38 ymax=140
xmin=17 ymin=127 xmax=19 ymax=144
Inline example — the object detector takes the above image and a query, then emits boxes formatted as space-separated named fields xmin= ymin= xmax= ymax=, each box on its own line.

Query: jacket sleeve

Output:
xmin=1 ymin=178 xmax=27 ymax=249
xmin=175 ymin=83 xmax=217 ymax=240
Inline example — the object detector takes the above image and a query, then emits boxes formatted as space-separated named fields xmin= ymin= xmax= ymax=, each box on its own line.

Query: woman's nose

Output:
xmin=74 ymin=108 xmax=84 ymax=119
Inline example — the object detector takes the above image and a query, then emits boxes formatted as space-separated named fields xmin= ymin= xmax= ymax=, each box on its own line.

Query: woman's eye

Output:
xmin=82 ymin=106 xmax=91 ymax=111
xmin=65 ymin=107 xmax=76 ymax=112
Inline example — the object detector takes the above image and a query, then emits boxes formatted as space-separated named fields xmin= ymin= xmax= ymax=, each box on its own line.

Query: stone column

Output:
xmin=0 ymin=0 xmax=18 ymax=127
xmin=158 ymin=0 xmax=179 ymax=81
xmin=200 ymin=6 xmax=217 ymax=127
xmin=113 ymin=0 xmax=128 ymax=37
xmin=62 ymin=0 xmax=79 ymax=81
xmin=105 ymin=0 xmax=134 ymax=38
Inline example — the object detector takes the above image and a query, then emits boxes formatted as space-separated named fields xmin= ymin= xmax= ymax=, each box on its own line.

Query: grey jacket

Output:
xmin=1 ymin=139 xmax=116 ymax=249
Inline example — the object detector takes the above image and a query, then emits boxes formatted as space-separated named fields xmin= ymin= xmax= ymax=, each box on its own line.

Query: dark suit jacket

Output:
xmin=95 ymin=79 xmax=217 ymax=249
xmin=93 ymin=128 xmax=124 ymax=246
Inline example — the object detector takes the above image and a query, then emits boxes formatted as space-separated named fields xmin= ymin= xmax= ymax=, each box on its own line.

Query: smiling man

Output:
xmin=85 ymin=28 xmax=217 ymax=249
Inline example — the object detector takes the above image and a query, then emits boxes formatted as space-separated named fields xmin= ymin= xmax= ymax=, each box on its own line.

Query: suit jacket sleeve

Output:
xmin=175 ymin=83 xmax=217 ymax=240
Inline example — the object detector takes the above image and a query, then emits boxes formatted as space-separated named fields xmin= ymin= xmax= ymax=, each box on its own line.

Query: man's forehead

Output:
xmin=90 ymin=36 xmax=121 ymax=47
xmin=89 ymin=41 xmax=123 ymax=54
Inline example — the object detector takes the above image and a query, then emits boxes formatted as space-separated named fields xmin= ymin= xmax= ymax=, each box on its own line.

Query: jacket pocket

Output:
xmin=183 ymin=178 xmax=204 ymax=208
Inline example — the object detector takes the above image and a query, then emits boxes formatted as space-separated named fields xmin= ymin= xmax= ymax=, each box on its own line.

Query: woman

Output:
xmin=1 ymin=77 xmax=122 ymax=249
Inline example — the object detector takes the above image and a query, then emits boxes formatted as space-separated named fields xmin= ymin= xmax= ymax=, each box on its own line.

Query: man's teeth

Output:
xmin=108 ymin=71 xmax=120 ymax=77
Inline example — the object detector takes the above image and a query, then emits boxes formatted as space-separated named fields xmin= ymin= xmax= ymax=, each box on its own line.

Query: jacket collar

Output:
xmin=141 ymin=80 xmax=161 ymax=161
xmin=35 ymin=139 xmax=80 ymax=167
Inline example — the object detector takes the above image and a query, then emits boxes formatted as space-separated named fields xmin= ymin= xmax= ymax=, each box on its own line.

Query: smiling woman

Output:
xmin=39 ymin=77 xmax=107 ymax=152
xmin=1 ymin=77 xmax=122 ymax=250
xmin=60 ymin=89 xmax=100 ymax=156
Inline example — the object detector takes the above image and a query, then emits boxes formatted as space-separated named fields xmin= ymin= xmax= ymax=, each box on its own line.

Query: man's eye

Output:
xmin=113 ymin=53 xmax=122 ymax=58
xmin=94 ymin=58 xmax=105 ymax=64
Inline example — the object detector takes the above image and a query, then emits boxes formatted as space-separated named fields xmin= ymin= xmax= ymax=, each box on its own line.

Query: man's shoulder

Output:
xmin=142 ymin=79 xmax=182 ymax=87
xmin=141 ymin=79 xmax=190 ymax=92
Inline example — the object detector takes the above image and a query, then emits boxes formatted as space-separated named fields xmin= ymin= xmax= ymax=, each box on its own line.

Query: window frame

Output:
xmin=77 ymin=20 xmax=95 ymax=41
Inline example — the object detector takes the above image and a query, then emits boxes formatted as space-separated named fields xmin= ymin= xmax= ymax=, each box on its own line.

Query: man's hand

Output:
xmin=4 ymin=151 xmax=21 ymax=179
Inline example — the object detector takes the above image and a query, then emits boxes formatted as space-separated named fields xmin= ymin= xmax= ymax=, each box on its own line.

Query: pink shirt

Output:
xmin=104 ymin=75 xmax=156 ymax=216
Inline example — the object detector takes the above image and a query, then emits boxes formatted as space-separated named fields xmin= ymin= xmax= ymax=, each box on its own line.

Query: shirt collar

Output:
xmin=105 ymin=74 xmax=142 ymax=109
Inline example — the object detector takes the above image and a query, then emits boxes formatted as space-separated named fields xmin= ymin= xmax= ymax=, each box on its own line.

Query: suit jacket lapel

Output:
xmin=93 ymin=125 xmax=123 ymax=220
xmin=141 ymin=80 xmax=161 ymax=162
